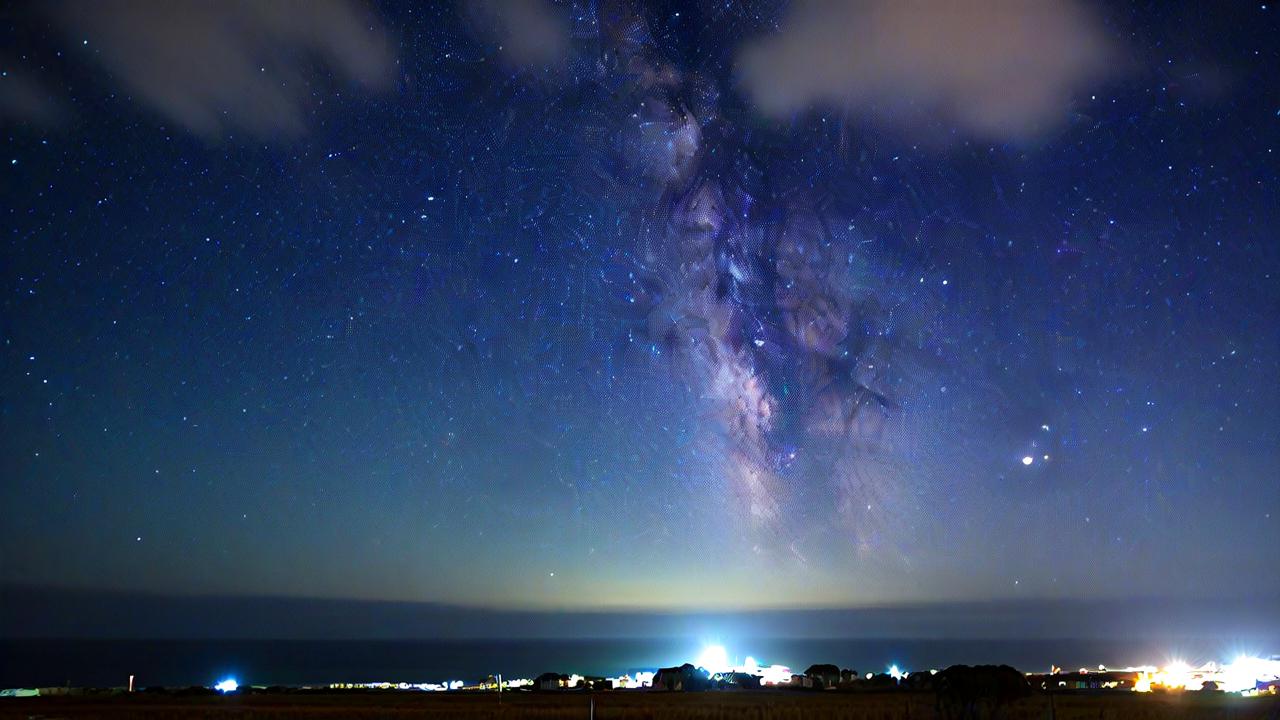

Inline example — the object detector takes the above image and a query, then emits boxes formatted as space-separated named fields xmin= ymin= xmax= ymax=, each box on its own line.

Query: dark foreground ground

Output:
xmin=3 ymin=691 xmax=1279 ymax=720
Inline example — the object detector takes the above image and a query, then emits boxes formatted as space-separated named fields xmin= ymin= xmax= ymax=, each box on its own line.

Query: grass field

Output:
xmin=3 ymin=690 xmax=1278 ymax=720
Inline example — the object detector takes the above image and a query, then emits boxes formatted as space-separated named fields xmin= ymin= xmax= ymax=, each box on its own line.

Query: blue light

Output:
xmin=214 ymin=677 xmax=239 ymax=693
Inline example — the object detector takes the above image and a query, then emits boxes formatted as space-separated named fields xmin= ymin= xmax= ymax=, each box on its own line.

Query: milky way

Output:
xmin=1 ymin=0 xmax=1277 ymax=610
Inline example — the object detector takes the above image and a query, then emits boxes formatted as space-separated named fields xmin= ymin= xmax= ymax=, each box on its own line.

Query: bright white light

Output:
xmin=759 ymin=664 xmax=793 ymax=685
xmin=1021 ymin=456 xmax=1034 ymax=466
xmin=214 ymin=677 xmax=239 ymax=693
xmin=696 ymin=644 xmax=731 ymax=674
xmin=889 ymin=664 xmax=905 ymax=681
xmin=1221 ymin=655 xmax=1280 ymax=693
xmin=1147 ymin=660 xmax=1195 ymax=691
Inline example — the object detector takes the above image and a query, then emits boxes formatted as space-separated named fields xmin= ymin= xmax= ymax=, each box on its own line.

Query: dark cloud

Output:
xmin=54 ymin=0 xmax=393 ymax=138
xmin=737 ymin=0 xmax=1118 ymax=141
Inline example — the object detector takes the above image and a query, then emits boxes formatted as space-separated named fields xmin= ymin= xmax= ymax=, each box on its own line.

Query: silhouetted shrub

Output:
xmin=804 ymin=664 xmax=842 ymax=689
xmin=934 ymin=664 xmax=1030 ymax=720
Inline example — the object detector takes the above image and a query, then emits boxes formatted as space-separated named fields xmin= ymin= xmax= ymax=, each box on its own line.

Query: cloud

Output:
xmin=463 ymin=0 xmax=570 ymax=68
xmin=737 ymin=0 xmax=1118 ymax=141
xmin=53 ymin=0 xmax=393 ymax=138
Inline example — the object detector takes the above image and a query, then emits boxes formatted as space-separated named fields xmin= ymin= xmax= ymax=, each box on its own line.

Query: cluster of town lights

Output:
xmin=1130 ymin=656 xmax=1280 ymax=694
xmin=689 ymin=645 xmax=1279 ymax=695
xmin=209 ymin=650 xmax=1278 ymax=697
xmin=694 ymin=644 xmax=795 ymax=685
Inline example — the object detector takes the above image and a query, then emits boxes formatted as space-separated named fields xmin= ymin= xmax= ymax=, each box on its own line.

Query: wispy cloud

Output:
xmin=738 ymin=0 xmax=1119 ymax=141
xmin=53 ymin=0 xmax=394 ymax=138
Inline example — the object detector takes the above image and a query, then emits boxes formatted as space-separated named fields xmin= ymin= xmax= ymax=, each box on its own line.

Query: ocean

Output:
xmin=0 ymin=637 xmax=1234 ymax=688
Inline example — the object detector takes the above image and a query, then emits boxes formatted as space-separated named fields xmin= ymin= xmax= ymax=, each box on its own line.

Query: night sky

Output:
xmin=2 ymin=0 xmax=1277 ymax=625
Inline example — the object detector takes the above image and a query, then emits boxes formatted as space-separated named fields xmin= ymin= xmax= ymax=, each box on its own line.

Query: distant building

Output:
xmin=536 ymin=673 xmax=571 ymax=691
xmin=719 ymin=672 xmax=762 ymax=690
xmin=652 ymin=664 xmax=706 ymax=691
xmin=580 ymin=676 xmax=609 ymax=691
xmin=804 ymin=664 xmax=841 ymax=689
xmin=608 ymin=672 xmax=654 ymax=690
xmin=788 ymin=674 xmax=814 ymax=689
xmin=1030 ymin=670 xmax=1137 ymax=691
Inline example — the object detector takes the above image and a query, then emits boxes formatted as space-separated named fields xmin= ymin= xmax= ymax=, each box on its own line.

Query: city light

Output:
xmin=609 ymin=671 xmax=655 ymax=689
xmin=213 ymin=677 xmax=238 ymax=693
xmin=1125 ymin=655 xmax=1280 ymax=694
xmin=695 ymin=644 xmax=731 ymax=674
xmin=297 ymin=650 xmax=1280 ymax=698
xmin=1222 ymin=655 xmax=1280 ymax=693
xmin=686 ymin=645 xmax=797 ymax=685
xmin=758 ymin=664 xmax=795 ymax=686
xmin=328 ymin=680 xmax=465 ymax=691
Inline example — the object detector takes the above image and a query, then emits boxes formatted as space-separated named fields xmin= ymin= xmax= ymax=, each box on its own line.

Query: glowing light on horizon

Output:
xmin=214 ymin=677 xmax=239 ymax=693
xmin=1128 ymin=655 xmax=1280 ymax=694
xmin=696 ymin=644 xmax=731 ymax=674
xmin=1222 ymin=655 xmax=1280 ymax=693
xmin=759 ymin=664 xmax=794 ymax=685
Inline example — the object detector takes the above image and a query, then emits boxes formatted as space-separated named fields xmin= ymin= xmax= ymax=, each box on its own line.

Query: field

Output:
xmin=3 ymin=690 xmax=1278 ymax=720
